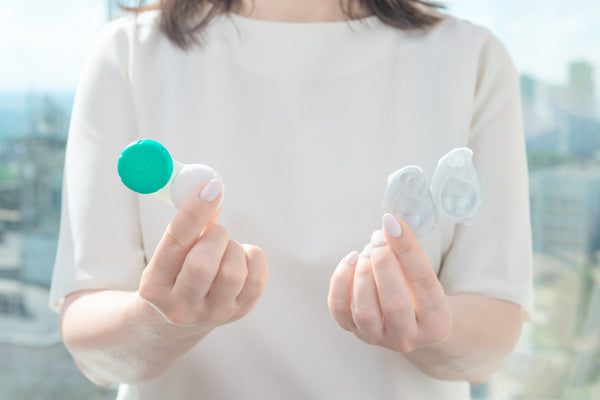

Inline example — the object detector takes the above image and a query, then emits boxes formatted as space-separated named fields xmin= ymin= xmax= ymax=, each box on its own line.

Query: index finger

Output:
xmin=147 ymin=179 xmax=223 ymax=284
xmin=381 ymin=214 xmax=447 ymax=316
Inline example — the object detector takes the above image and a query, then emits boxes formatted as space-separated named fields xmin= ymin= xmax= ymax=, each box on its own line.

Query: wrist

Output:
xmin=131 ymin=291 xmax=214 ymax=339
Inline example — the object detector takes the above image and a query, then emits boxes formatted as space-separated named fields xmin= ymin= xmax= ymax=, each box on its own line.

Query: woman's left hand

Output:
xmin=328 ymin=214 xmax=453 ymax=353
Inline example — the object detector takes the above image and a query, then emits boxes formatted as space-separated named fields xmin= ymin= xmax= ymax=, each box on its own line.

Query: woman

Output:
xmin=51 ymin=0 xmax=533 ymax=398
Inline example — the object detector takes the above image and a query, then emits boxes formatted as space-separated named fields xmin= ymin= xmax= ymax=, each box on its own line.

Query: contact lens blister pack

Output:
xmin=381 ymin=166 xmax=438 ymax=237
xmin=382 ymin=147 xmax=485 ymax=237
xmin=430 ymin=148 xmax=485 ymax=224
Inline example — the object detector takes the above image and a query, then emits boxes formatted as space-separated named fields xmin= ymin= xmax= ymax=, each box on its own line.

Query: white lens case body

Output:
xmin=169 ymin=163 xmax=223 ymax=209
xmin=148 ymin=161 xmax=223 ymax=209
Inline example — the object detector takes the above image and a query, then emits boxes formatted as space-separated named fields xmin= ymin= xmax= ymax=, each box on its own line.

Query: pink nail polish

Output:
xmin=200 ymin=179 xmax=222 ymax=202
xmin=383 ymin=214 xmax=402 ymax=238
xmin=370 ymin=230 xmax=386 ymax=247
xmin=345 ymin=250 xmax=359 ymax=265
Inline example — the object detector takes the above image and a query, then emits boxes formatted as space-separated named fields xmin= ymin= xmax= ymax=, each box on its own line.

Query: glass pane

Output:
xmin=0 ymin=1 xmax=116 ymax=398
xmin=447 ymin=1 xmax=600 ymax=399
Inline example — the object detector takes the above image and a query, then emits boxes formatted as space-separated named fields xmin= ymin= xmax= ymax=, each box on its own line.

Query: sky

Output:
xmin=446 ymin=0 xmax=600 ymax=89
xmin=0 ymin=0 xmax=598 ymax=92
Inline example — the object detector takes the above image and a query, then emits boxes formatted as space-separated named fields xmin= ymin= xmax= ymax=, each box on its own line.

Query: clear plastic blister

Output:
xmin=430 ymin=147 xmax=485 ymax=225
xmin=381 ymin=166 xmax=439 ymax=237
xmin=382 ymin=147 xmax=485 ymax=237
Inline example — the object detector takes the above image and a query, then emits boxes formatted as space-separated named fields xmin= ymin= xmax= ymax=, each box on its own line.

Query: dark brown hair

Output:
xmin=125 ymin=0 xmax=444 ymax=49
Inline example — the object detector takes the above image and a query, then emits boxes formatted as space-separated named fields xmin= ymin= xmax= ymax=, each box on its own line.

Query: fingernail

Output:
xmin=344 ymin=250 xmax=359 ymax=265
xmin=383 ymin=214 xmax=402 ymax=238
xmin=370 ymin=230 xmax=386 ymax=247
xmin=360 ymin=244 xmax=371 ymax=258
xmin=200 ymin=179 xmax=222 ymax=202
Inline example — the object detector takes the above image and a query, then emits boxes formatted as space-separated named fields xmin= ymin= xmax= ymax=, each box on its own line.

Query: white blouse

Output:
xmin=51 ymin=9 xmax=533 ymax=400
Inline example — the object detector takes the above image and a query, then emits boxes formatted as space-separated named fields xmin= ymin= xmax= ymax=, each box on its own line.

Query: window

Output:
xmin=446 ymin=1 xmax=600 ymax=399
xmin=0 ymin=1 xmax=117 ymax=398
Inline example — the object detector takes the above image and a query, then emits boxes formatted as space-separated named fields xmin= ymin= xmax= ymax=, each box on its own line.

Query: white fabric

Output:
xmin=50 ymin=9 xmax=533 ymax=400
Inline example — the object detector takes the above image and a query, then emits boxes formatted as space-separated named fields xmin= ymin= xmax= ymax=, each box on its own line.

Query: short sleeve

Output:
xmin=49 ymin=18 xmax=146 ymax=313
xmin=438 ymin=32 xmax=534 ymax=320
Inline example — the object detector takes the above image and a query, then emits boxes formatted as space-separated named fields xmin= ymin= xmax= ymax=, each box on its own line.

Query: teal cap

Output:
xmin=118 ymin=139 xmax=173 ymax=194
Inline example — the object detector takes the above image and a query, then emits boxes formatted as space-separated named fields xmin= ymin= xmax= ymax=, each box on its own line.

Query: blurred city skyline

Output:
xmin=0 ymin=0 xmax=598 ymax=96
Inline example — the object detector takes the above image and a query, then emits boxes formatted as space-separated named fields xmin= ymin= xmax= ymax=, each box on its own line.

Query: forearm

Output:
xmin=405 ymin=293 xmax=523 ymax=383
xmin=59 ymin=289 xmax=212 ymax=386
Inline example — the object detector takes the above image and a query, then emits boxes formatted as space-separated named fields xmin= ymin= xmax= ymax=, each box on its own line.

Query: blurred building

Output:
xmin=568 ymin=61 xmax=596 ymax=118
xmin=18 ymin=96 xmax=67 ymax=287
xmin=529 ymin=163 xmax=600 ymax=263
xmin=523 ymin=61 xmax=600 ymax=158
xmin=0 ymin=94 xmax=67 ymax=288
xmin=567 ymin=114 xmax=600 ymax=157
xmin=520 ymin=74 xmax=567 ymax=153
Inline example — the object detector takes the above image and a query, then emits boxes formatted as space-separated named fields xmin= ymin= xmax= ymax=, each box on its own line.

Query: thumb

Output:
xmin=382 ymin=213 xmax=442 ymax=301
xmin=208 ymin=206 xmax=222 ymax=226
xmin=381 ymin=213 xmax=425 ymax=260
xmin=382 ymin=213 xmax=414 ymax=244
xmin=148 ymin=179 xmax=223 ymax=283
xmin=171 ymin=178 xmax=223 ymax=244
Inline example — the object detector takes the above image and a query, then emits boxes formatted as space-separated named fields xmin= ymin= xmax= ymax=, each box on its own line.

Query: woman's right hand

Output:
xmin=138 ymin=179 xmax=269 ymax=329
